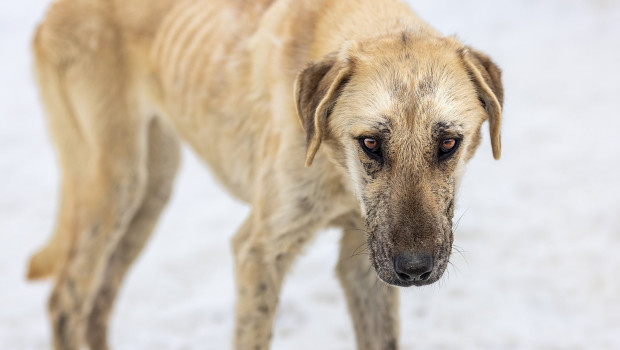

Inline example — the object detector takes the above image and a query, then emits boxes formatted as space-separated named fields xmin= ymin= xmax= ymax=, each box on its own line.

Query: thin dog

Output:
xmin=27 ymin=0 xmax=503 ymax=349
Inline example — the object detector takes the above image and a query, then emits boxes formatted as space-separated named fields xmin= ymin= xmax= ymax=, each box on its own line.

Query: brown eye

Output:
xmin=441 ymin=138 xmax=456 ymax=151
xmin=364 ymin=138 xmax=378 ymax=150
xmin=359 ymin=137 xmax=383 ymax=162
xmin=438 ymin=138 xmax=460 ymax=161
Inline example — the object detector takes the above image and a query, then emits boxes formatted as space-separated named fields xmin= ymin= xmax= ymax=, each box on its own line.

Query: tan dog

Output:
xmin=27 ymin=0 xmax=503 ymax=349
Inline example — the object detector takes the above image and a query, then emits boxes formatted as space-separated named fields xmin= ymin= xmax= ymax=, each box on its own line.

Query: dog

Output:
xmin=27 ymin=0 xmax=503 ymax=349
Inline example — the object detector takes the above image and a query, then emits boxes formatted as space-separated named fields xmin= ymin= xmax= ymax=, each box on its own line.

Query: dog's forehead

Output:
xmin=349 ymin=37 xmax=482 ymax=133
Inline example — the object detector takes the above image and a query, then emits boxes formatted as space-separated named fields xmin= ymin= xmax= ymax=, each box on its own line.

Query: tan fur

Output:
xmin=28 ymin=0 xmax=503 ymax=349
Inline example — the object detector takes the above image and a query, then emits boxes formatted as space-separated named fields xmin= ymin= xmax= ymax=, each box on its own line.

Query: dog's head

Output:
xmin=295 ymin=34 xmax=503 ymax=287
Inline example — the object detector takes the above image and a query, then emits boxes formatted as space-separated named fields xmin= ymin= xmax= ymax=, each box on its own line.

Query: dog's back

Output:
xmin=27 ymin=1 xmax=280 ymax=347
xmin=27 ymin=0 xmax=277 ymax=280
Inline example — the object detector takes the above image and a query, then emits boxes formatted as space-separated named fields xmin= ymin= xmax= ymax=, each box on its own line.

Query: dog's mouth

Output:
xmin=368 ymin=238 xmax=452 ymax=287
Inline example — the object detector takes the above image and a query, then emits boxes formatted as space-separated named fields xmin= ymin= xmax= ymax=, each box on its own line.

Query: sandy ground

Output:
xmin=1 ymin=0 xmax=619 ymax=349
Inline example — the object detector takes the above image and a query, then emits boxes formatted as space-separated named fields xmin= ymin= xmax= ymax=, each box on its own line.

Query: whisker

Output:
xmin=448 ymin=260 xmax=461 ymax=275
xmin=451 ymin=244 xmax=469 ymax=266
xmin=350 ymin=241 xmax=368 ymax=257
xmin=452 ymin=208 xmax=469 ymax=232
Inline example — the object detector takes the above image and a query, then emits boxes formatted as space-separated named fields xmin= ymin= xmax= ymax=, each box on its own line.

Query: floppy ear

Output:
xmin=294 ymin=52 xmax=352 ymax=167
xmin=461 ymin=48 xmax=504 ymax=160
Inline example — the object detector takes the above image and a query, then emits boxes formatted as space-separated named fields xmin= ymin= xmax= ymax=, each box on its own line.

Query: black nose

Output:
xmin=394 ymin=252 xmax=433 ymax=282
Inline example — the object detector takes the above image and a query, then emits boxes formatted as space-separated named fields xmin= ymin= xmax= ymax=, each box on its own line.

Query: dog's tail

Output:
xmin=27 ymin=244 xmax=62 ymax=280
xmin=26 ymin=9 xmax=82 ymax=280
xmin=25 ymin=53 xmax=63 ymax=280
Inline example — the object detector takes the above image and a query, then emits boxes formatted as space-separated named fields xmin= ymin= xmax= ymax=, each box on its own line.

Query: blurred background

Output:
xmin=1 ymin=0 xmax=619 ymax=349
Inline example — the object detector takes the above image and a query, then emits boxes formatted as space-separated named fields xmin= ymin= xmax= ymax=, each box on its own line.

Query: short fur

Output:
xmin=27 ymin=0 xmax=503 ymax=349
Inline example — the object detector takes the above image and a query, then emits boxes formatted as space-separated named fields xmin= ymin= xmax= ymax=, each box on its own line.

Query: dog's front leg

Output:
xmin=231 ymin=211 xmax=316 ymax=350
xmin=335 ymin=216 xmax=400 ymax=350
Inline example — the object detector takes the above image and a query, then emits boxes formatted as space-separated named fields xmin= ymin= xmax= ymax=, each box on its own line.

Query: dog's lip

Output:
xmin=372 ymin=269 xmax=436 ymax=287
xmin=386 ymin=277 xmax=435 ymax=287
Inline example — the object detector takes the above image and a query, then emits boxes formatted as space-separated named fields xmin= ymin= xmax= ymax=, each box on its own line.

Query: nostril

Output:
xmin=394 ymin=252 xmax=434 ymax=283
xmin=396 ymin=271 xmax=412 ymax=281
xmin=419 ymin=271 xmax=432 ymax=281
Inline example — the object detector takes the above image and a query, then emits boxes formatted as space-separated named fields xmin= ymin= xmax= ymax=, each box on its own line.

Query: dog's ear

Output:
xmin=294 ymin=52 xmax=352 ymax=167
xmin=461 ymin=47 xmax=504 ymax=160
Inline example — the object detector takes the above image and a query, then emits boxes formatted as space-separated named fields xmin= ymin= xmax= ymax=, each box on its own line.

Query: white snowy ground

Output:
xmin=1 ymin=0 xmax=620 ymax=349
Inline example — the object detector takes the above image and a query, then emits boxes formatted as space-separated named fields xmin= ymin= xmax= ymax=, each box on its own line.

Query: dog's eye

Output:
xmin=363 ymin=138 xmax=378 ymax=150
xmin=359 ymin=137 xmax=383 ymax=161
xmin=438 ymin=138 xmax=459 ymax=161
xmin=441 ymin=139 xmax=456 ymax=151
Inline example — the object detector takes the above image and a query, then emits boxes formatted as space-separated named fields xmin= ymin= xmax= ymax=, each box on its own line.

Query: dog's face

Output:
xmin=295 ymin=34 xmax=503 ymax=287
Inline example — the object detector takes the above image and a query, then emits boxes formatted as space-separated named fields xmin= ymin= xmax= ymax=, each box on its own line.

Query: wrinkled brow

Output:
xmin=350 ymin=117 xmax=393 ymax=139
xmin=373 ymin=118 xmax=393 ymax=135
xmin=432 ymin=121 xmax=464 ymax=138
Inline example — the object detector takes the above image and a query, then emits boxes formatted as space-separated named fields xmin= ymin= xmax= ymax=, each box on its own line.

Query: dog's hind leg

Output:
xmin=30 ymin=4 xmax=151 ymax=349
xmin=44 ymin=82 xmax=148 ymax=350
xmin=335 ymin=215 xmax=400 ymax=350
xmin=85 ymin=118 xmax=180 ymax=350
